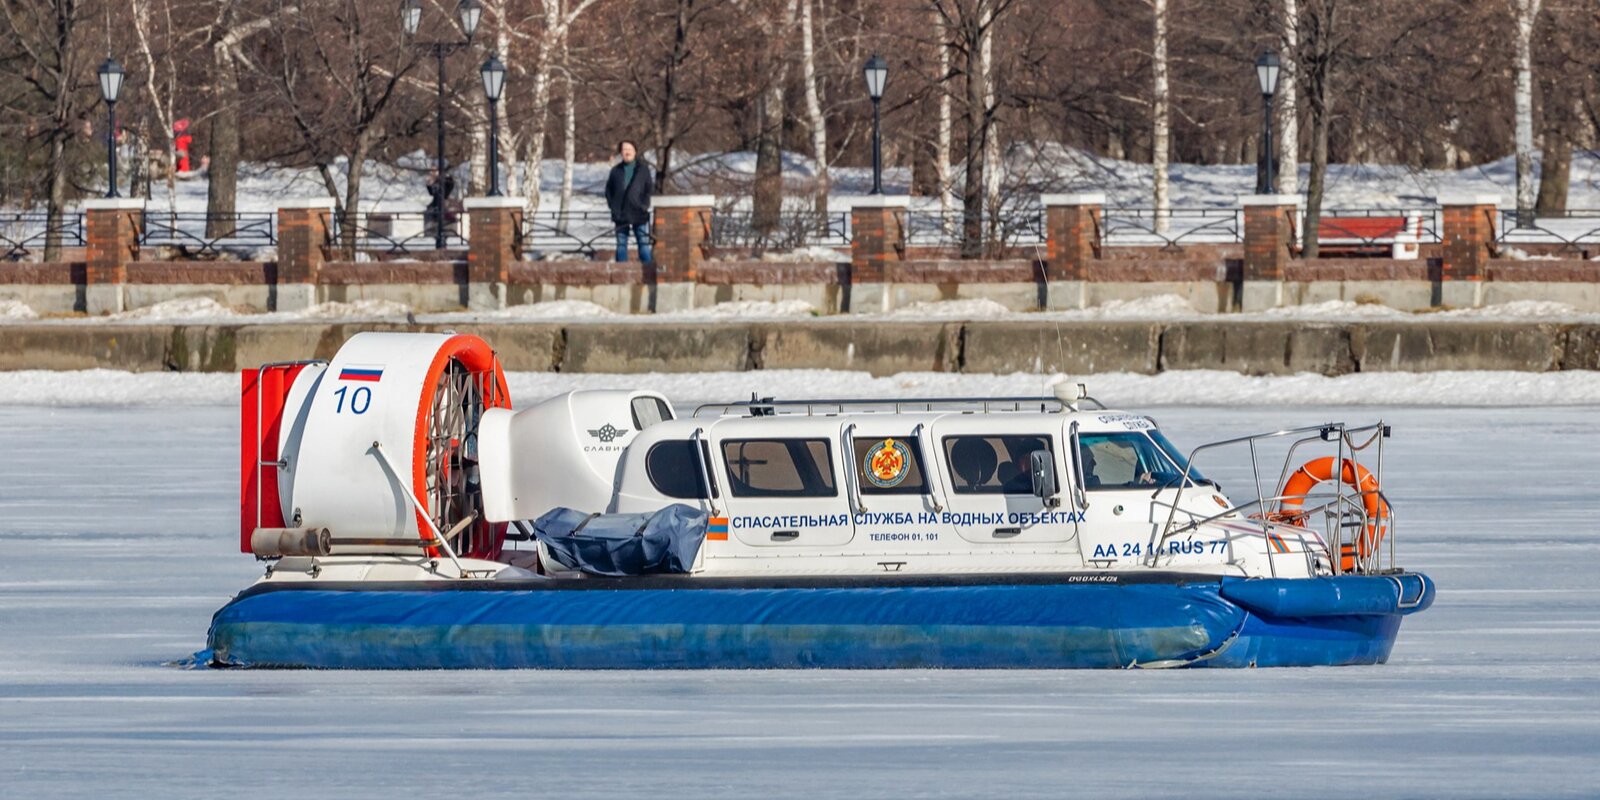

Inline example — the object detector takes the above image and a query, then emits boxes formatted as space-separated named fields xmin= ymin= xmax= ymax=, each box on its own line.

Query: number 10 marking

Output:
xmin=334 ymin=385 xmax=372 ymax=414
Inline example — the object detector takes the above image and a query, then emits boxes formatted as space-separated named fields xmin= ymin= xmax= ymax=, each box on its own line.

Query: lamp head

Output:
xmin=1256 ymin=50 xmax=1281 ymax=96
xmin=863 ymin=54 xmax=888 ymax=100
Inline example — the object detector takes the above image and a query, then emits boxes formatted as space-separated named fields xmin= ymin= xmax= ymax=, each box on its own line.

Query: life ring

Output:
xmin=1271 ymin=457 xmax=1388 ymax=572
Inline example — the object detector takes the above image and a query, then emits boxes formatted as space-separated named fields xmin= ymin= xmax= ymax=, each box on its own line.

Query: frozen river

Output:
xmin=1 ymin=401 xmax=1597 ymax=798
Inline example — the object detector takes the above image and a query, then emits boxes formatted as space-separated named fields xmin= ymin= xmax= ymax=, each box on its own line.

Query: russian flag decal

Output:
xmin=339 ymin=368 xmax=384 ymax=382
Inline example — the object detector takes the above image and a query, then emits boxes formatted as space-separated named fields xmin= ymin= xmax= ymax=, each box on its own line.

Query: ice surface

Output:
xmin=0 ymin=399 xmax=1596 ymax=797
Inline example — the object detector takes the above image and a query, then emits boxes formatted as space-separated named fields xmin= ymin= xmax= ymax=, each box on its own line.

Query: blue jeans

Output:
xmin=615 ymin=223 xmax=653 ymax=264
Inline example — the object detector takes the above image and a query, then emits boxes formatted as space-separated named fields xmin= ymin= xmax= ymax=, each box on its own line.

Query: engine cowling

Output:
xmin=242 ymin=332 xmax=510 ymax=559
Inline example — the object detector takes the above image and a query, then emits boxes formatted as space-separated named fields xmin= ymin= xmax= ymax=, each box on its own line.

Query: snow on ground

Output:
xmin=1432 ymin=300 xmax=1584 ymax=318
xmin=887 ymin=298 xmax=1015 ymax=318
xmin=756 ymin=245 xmax=850 ymax=263
xmin=425 ymin=299 xmax=618 ymax=322
xmin=0 ymin=298 xmax=39 ymax=320
xmin=1257 ymin=299 xmax=1410 ymax=318
xmin=1 ymin=403 xmax=1596 ymax=798
xmin=8 ymin=368 xmax=1600 ymax=409
xmin=26 ymin=146 xmax=1600 ymax=218
xmin=658 ymin=300 xmax=817 ymax=319
xmin=106 ymin=297 xmax=247 ymax=322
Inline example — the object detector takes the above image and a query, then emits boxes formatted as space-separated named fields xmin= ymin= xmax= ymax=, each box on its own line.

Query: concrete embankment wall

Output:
xmin=4 ymin=319 xmax=1598 ymax=375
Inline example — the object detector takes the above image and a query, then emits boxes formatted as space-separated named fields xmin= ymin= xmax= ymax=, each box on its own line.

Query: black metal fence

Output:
xmin=333 ymin=211 xmax=466 ymax=255
xmin=1099 ymin=207 xmax=1240 ymax=249
xmin=521 ymin=211 xmax=620 ymax=258
xmin=707 ymin=210 xmax=849 ymax=250
xmin=139 ymin=211 xmax=276 ymax=256
xmin=1 ymin=212 xmax=85 ymax=260
xmin=902 ymin=208 xmax=1046 ymax=251
xmin=1495 ymin=209 xmax=1600 ymax=251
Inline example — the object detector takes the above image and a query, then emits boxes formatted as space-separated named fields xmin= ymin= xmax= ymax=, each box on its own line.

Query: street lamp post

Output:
xmin=480 ymin=55 xmax=507 ymax=197
xmin=97 ymin=58 xmax=126 ymax=198
xmin=1255 ymin=50 xmax=1281 ymax=195
xmin=862 ymin=54 xmax=888 ymax=195
xmin=402 ymin=0 xmax=482 ymax=248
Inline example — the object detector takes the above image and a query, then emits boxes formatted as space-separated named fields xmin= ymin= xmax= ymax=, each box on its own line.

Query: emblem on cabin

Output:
xmin=864 ymin=438 xmax=911 ymax=488
xmin=587 ymin=423 xmax=628 ymax=443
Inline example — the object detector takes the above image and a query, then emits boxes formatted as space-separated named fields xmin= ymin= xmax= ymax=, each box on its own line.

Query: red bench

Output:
xmin=1314 ymin=213 xmax=1424 ymax=259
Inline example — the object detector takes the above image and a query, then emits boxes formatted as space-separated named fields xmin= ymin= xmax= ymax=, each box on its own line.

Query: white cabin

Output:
xmin=480 ymin=390 xmax=1329 ymax=580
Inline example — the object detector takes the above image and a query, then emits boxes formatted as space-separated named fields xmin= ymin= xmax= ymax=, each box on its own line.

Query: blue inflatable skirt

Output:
xmin=203 ymin=572 xmax=1434 ymax=670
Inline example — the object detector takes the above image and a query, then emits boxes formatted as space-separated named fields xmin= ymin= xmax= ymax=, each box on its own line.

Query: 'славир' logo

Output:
xmin=863 ymin=438 xmax=910 ymax=488
xmin=587 ymin=423 xmax=628 ymax=443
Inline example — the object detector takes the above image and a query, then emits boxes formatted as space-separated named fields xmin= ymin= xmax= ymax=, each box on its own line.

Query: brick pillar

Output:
xmin=650 ymin=195 xmax=713 ymax=312
xmin=849 ymin=196 xmax=909 ymax=287
xmin=82 ymin=198 xmax=145 ymax=314
xmin=1239 ymin=194 xmax=1299 ymax=311
xmin=1041 ymin=193 xmax=1103 ymax=280
xmin=652 ymin=195 xmax=714 ymax=282
xmin=464 ymin=196 xmax=525 ymax=310
xmin=1437 ymin=194 xmax=1499 ymax=281
xmin=275 ymin=199 xmax=334 ymax=312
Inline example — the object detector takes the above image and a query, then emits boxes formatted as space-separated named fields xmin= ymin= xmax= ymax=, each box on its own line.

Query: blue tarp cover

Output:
xmin=531 ymin=504 xmax=707 ymax=577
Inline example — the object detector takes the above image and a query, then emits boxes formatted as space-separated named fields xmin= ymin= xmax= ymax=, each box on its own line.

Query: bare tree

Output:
xmin=1275 ymin=0 xmax=1299 ymax=194
xmin=1510 ymin=0 xmax=1541 ymax=222
xmin=799 ymin=0 xmax=828 ymax=215
xmin=0 ymin=0 xmax=94 ymax=260
xmin=1150 ymin=0 xmax=1170 ymax=232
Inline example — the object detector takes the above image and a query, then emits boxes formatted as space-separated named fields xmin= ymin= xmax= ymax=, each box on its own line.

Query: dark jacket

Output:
xmin=605 ymin=159 xmax=654 ymax=226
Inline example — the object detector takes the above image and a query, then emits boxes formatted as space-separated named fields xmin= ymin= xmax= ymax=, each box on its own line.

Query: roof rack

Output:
xmin=691 ymin=395 xmax=1108 ymax=418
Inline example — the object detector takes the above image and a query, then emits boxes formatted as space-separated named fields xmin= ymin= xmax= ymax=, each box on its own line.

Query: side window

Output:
xmin=852 ymin=436 xmax=929 ymax=494
xmin=630 ymin=397 xmax=673 ymax=430
xmin=721 ymin=439 xmax=837 ymax=498
xmin=646 ymin=440 xmax=714 ymax=499
xmin=942 ymin=435 xmax=1054 ymax=494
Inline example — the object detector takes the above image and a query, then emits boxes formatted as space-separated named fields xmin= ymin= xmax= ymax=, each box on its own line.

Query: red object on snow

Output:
xmin=174 ymin=118 xmax=192 ymax=172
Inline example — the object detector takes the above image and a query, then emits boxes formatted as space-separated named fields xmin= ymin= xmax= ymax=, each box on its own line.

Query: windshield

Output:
xmin=1148 ymin=430 xmax=1207 ymax=484
xmin=1077 ymin=431 xmax=1205 ymax=490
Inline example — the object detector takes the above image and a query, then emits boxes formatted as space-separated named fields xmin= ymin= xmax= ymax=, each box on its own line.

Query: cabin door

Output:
xmin=1069 ymin=422 xmax=1195 ymax=567
xmin=711 ymin=433 xmax=855 ymax=547
xmin=843 ymin=422 xmax=947 ymax=560
xmin=929 ymin=422 xmax=1079 ymax=546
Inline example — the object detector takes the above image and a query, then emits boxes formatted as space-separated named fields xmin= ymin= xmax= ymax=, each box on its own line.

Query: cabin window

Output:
xmin=720 ymin=439 xmax=837 ymax=498
xmin=646 ymin=440 xmax=716 ymax=499
xmin=852 ymin=436 xmax=929 ymax=494
xmin=1077 ymin=432 xmax=1188 ymax=491
xmin=630 ymin=397 xmax=673 ymax=430
xmin=941 ymin=435 xmax=1055 ymax=494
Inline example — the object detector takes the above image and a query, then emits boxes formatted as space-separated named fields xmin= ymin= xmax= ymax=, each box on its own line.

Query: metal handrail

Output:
xmin=1156 ymin=421 xmax=1394 ymax=576
xmin=692 ymin=395 xmax=1109 ymax=418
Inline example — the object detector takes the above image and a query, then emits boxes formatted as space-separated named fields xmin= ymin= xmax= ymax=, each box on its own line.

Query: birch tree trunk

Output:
xmin=799 ymin=0 xmax=828 ymax=217
xmin=1512 ymin=0 xmax=1543 ymax=223
xmin=130 ymin=0 xmax=179 ymax=210
xmin=1151 ymin=0 xmax=1170 ymax=233
xmin=519 ymin=28 xmax=556 ymax=215
xmin=978 ymin=3 xmax=1000 ymax=229
xmin=1276 ymin=0 xmax=1299 ymax=194
xmin=557 ymin=39 xmax=576 ymax=232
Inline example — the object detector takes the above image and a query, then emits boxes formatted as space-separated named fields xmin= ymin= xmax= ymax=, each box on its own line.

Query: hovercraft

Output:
xmin=206 ymin=331 xmax=1433 ymax=669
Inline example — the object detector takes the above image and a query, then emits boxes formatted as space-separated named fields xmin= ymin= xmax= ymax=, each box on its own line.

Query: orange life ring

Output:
xmin=1273 ymin=457 xmax=1388 ymax=572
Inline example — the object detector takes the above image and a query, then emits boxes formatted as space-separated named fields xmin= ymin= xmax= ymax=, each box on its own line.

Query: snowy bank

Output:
xmin=5 ymin=368 xmax=1599 ymax=408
